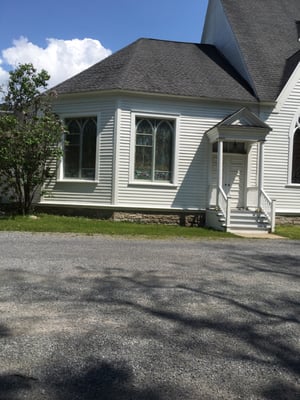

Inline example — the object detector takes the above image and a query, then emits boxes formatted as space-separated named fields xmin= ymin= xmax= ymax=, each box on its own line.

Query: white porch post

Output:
xmin=217 ymin=140 xmax=223 ymax=207
xmin=258 ymin=140 xmax=265 ymax=209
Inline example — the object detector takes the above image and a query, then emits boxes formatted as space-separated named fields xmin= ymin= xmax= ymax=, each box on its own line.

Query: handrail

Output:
xmin=218 ymin=187 xmax=231 ymax=228
xmin=260 ymin=189 xmax=276 ymax=232
xmin=218 ymin=186 xmax=227 ymax=215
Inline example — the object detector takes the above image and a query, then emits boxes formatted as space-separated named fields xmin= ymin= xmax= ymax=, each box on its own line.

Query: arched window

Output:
xmin=292 ymin=127 xmax=300 ymax=183
xmin=135 ymin=118 xmax=174 ymax=182
xmin=290 ymin=115 xmax=300 ymax=184
xmin=155 ymin=121 xmax=173 ymax=181
xmin=64 ymin=117 xmax=97 ymax=179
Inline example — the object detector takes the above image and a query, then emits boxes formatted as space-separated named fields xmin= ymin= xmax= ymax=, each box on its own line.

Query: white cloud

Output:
xmin=0 ymin=37 xmax=112 ymax=91
xmin=0 ymin=59 xmax=9 ymax=92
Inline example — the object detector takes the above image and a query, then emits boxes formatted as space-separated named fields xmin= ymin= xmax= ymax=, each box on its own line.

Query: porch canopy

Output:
xmin=206 ymin=107 xmax=272 ymax=212
xmin=206 ymin=108 xmax=271 ymax=144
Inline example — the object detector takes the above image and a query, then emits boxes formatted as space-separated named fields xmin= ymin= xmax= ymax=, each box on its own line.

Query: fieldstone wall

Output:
xmin=276 ymin=215 xmax=300 ymax=225
xmin=36 ymin=205 xmax=205 ymax=227
xmin=113 ymin=211 xmax=205 ymax=226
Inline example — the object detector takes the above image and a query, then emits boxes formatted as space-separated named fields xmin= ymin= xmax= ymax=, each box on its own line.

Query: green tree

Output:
xmin=0 ymin=63 xmax=64 ymax=215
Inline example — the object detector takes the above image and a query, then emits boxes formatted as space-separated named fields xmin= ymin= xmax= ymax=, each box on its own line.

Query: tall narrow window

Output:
xmin=292 ymin=128 xmax=300 ymax=183
xmin=296 ymin=21 xmax=300 ymax=42
xmin=64 ymin=117 xmax=97 ymax=180
xmin=135 ymin=118 xmax=174 ymax=182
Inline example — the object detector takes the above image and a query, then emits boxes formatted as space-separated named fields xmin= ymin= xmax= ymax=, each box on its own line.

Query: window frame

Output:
xmin=58 ymin=112 xmax=100 ymax=182
xmin=130 ymin=112 xmax=179 ymax=187
xmin=288 ymin=112 xmax=300 ymax=187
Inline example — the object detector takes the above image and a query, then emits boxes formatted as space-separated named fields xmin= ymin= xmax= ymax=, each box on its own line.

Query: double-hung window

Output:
xmin=134 ymin=117 xmax=174 ymax=182
xmin=64 ymin=117 xmax=97 ymax=180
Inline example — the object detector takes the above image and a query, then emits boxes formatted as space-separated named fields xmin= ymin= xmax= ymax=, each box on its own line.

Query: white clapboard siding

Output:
xmin=40 ymin=87 xmax=300 ymax=215
xmin=115 ymin=95 xmax=238 ymax=210
xmin=262 ymin=75 xmax=300 ymax=213
xmin=42 ymin=95 xmax=116 ymax=205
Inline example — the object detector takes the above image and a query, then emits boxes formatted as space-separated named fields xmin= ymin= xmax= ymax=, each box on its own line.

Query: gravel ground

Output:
xmin=0 ymin=232 xmax=299 ymax=400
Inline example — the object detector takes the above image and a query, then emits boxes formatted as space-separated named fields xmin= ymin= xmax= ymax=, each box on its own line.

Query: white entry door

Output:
xmin=223 ymin=155 xmax=246 ymax=208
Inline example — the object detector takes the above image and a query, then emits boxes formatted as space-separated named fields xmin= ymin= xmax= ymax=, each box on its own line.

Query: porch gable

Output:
xmin=206 ymin=108 xmax=272 ymax=143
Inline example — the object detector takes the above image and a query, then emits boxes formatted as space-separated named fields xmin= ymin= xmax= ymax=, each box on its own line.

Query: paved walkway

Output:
xmin=232 ymin=231 xmax=287 ymax=239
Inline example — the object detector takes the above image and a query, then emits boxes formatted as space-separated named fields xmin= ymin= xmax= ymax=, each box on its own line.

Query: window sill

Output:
xmin=57 ymin=179 xmax=97 ymax=184
xmin=128 ymin=181 xmax=178 ymax=189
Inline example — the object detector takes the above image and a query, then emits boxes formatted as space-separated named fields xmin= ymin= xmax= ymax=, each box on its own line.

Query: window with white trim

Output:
xmin=134 ymin=117 xmax=174 ymax=182
xmin=292 ymin=125 xmax=300 ymax=183
xmin=64 ymin=117 xmax=97 ymax=180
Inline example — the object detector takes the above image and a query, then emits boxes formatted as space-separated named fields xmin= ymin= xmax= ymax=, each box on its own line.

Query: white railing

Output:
xmin=216 ymin=186 xmax=275 ymax=232
xmin=218 ymin=187 xmax=231 ymax=228
xmin=259 ymin=189 xmax=276 ymax=232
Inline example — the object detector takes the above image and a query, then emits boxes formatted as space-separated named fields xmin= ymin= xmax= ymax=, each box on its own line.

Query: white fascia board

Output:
xmin=223 ymin=108 xmax=271 ymax=128
xmin=53 ymin=88 xmax=259 ymax=108
xmin=207 ymin=126 xmax=270 ymax=143
xmin=275 ymin=61 xmax=300 ymax=113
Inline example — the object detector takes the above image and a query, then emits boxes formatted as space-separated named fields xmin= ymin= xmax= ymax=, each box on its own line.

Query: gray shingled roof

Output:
xmin=220 ymin=0 xmax=300 ymax=101
xmin=52 ymin=38 xmax=256 ymax=102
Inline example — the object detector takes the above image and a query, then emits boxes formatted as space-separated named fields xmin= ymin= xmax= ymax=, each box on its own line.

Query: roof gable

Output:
xmin=221 ymin=108 xmax=271 ymax=129
xmin=202 ymin=0 xmax=256 ymax=97
xmin=204 ymin=0 xmax=300 ymax=100
xmin=218 ymin=0 xmax=300 ymax=101
xmin=206 ymin=108 xmax=272 ymax=143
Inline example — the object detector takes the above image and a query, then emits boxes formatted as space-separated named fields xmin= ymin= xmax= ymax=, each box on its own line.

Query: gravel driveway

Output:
xmin=0 ymin=232 xmax=299 ymax=400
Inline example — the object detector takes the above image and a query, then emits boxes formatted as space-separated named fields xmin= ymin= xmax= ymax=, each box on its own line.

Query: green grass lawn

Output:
xmin=1 ymin=214 xmax=298 ymax=239
xmin=0 ymin=214 xmax=236 ymax=239
xmin=275 ymin=224 xmax=300 ymax=240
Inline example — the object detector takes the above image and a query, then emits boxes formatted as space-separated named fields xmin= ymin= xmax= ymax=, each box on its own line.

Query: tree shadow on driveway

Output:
xmin=80 ymin=248 xmax=300 ymax=399
xmin=0 ymin=324 xmax=11 ymax=338
xmin=1 ymin=239 xmax=299 ymax=399
xmin=0 ymin=361 xmax=183 ymax=400
xmin=0 ymin=373 xmax=36 ymax=400
xmin=48 ymin=360 xmax=174 ymax=400
xmin=261 ymin=381 xmax=300 ymax=400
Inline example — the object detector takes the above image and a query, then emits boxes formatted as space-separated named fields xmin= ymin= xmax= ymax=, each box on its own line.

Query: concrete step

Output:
xmin=229 ymin=230 xmax=277 ymax=237
xmin=230 ymin=217 xmax=268 ymax=224
xmin=229 ymin=229 xmax=270 ymax=234
xmin=230 ymin=211 xmax=267 ymax=218
xmin=230 ymin=224 xmax=269 ymax=230
xmin=230 ymin=211 xmax=269 ymax=228
xmin=208 ymin=209 xmax=271 ymax=233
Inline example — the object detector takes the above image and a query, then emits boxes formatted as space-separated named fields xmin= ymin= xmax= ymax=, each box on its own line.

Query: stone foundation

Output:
xmin=6 ymin=202 xmax=300 ymax=227
xmin=36 ymin=205 xmax=205 ymax=227
xmin=113 ymin=211 xmax=205 ymax=226
xmin=276 ymin=215 xmax=300 ymax=225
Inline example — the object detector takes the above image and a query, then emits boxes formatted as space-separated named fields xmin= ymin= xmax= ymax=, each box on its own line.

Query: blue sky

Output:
xmin=0 ymin=0 xmax=208 ymax=88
